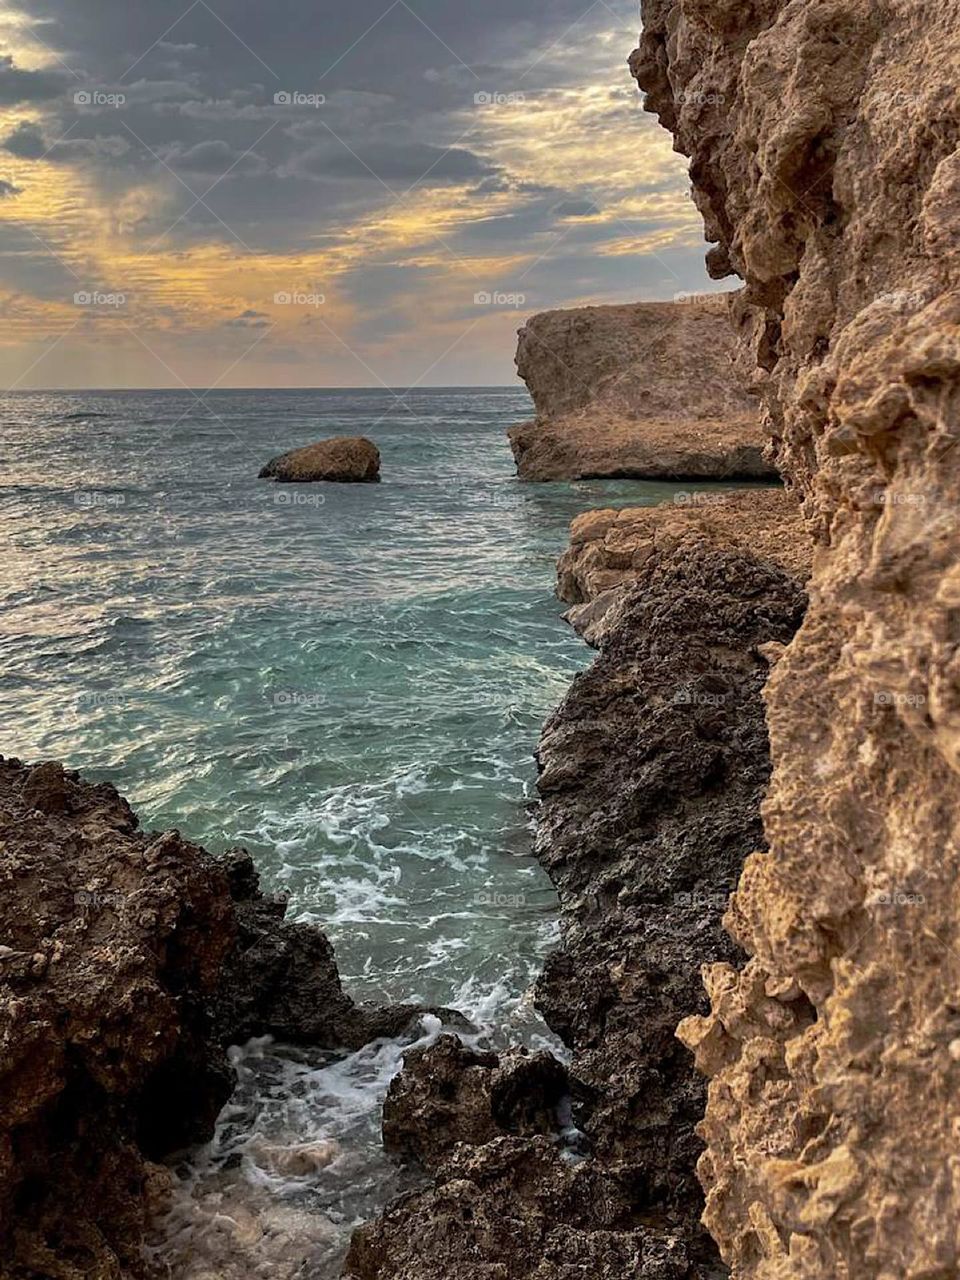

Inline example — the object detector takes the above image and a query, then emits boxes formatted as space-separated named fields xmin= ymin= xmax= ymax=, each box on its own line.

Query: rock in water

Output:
xmin=258 ymin=435 xmax=380 ymax=482
xmin=509 ymin=300 xmax=776 ymax=481
xmin=633 ymin=2 xmax=960 ymax=1276
xmin=0 ymin=755 xmax=442 ymax=1276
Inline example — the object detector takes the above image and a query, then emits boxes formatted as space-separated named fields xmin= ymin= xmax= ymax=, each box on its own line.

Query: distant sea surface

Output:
xmin=0 ymin=387 xmax=762 ymax=1275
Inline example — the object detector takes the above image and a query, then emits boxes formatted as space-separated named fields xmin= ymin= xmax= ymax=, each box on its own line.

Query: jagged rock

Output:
xmin=556 ymin=489 xmax=811 ymax=645
xmin=509 ymin=301 xmax=776 ymax=481
xmin=258 ymin=435 xmax=380 ymax=483
xmin=347 ymin=1138 xmax=693 ymax=1280
xmin=633 ymin=3 xmax=960 ymax=1277
xmin=0 ymin=756 xmax=441 ymax=1277
xmin=348 ymin=506 xmax=808 ymax=1278
xmin=381 ymin=1034 xmax=568 ymax=1171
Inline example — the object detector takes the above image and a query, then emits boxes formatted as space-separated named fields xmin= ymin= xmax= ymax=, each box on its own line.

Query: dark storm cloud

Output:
xmin=292 ymin=141 xmax=496 ymax=184
xmin=0 ymin=52 xmax=68 ymax=102
xmin=0 ymin=177 xmax=21 ymax=196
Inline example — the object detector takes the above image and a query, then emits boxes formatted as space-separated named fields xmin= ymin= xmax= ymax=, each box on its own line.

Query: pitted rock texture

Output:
xmin=509 ymin=301 xmax=775 ymax=481
xmin=347 ymin=510 xmax=807 ymax=1279
xmin=0 ymin=756 xmax=436 ymax=1278
xmin=556 ymin=488 xmax=810 ymax=645
xmin=381 ymin=1034 xmax=568 ymax=1171
xmin=634 ymin=3 xmax=960 ymax=1276
xmin=258 ymin=435 xmax=380 ymax=482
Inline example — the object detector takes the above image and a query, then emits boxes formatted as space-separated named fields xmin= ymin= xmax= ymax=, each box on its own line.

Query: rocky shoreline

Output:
xmin=347 ymin=493 xmax=811 ymax=1278
xmin=0 ymin=756 xmax=455 ymax=1277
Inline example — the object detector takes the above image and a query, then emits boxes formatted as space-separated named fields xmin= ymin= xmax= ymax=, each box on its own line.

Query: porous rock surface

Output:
xmin=380 ymin=1033 xmax=568 ymax=1171
xmin=633 ymin=2 xmax=960 ymax=1276
xmin=258 ymin=435 xmax=380 ymax=482
xmin=509 ymin=301 xmax=775 ymax=481
xmin=0 ymin=756 xmax=435 ymax=1278
xmin=347 ymin=505 xmax=808 ymax=1279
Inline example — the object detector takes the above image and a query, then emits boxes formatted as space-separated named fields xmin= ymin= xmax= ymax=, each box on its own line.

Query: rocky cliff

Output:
xmin=633 ymin=2 xmax=960 ymax=1276
xmin=0 ymin=756 xmax=438 ymax=1278
xmin=347 ymin=494 xmax=809 ymax=1279
xmin=509 ymin=301 xmax=776 ymax=481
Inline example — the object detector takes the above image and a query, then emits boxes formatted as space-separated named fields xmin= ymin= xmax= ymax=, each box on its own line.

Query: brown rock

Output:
xmin=381 ymin=1034 xmax=568 ymax=1171
xmin=634 ymin=2 xmax=960 ymax=1277
xmin=258 ymin=435 xmax=380 ymax=483
xmin=509 ymin=301 xmax=776 ymax=481
xmin=0 ymin=756 xmax=451 ymax=1277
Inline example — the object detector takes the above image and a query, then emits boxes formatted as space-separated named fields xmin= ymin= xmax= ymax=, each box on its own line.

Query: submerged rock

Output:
xmin=509 ymin=301 xmax=776 ymax=482
xmin=0 ymin=755 xmax=440 ymax=1277
xmin=259 ymin=435 xmax=380 ymax=483
xmin=633 ymin=1 xmax=960 ymax=1275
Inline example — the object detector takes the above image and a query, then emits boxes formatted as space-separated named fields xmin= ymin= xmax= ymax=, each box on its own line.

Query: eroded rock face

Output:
xmin=347 ymin=504 xmax=808 ymax=1279
xmin=0 ymin=756 xmax=435 ymax=1277
xmin=380 ymin=1034 xmax=568 ymax=1171
xmin=633 ymin=3 xmax=960 ymax=1276
xmin=258 ymin=435 xmax=380 ymax=482
xmin=510 ymin=301 xmax=776 ymax=481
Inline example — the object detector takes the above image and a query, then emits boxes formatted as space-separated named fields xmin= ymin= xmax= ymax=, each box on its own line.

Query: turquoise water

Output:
xmin=1 ymin=387 xmax=761 ymax=1274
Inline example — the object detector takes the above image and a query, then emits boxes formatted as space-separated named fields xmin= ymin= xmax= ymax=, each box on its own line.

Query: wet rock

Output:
xmin=509 ymin=301 xmax=775 ymax=481
xmin=633 ymin=2 xmax=960 ymax=1275
xmin=258 ymin=435 xmax=380 ymax=483
xmin=381 ymin=1034 xmax=568 ymax=1170
xmin=0 ymin=756 xmax=439 ymax=1277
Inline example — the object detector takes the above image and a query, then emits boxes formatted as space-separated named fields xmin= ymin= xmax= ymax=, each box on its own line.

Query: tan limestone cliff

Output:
xmin=510 ymin=300 xmax=776 ymax=481
xmin=632 ymin=2 xmax=960 ymax=1277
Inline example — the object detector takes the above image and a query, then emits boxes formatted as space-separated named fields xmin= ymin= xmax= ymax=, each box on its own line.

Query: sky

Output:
xmin=0 ymin=0 xmax=718 ymax=389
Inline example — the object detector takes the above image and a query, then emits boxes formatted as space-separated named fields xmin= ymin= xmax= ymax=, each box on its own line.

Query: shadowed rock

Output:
xmin=0 ymin=755 xmax=447 ymax=1277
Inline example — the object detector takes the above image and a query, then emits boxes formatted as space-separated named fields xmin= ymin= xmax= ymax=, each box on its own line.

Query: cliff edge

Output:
xmin=633 ymin=2 xmax=960 ymax=1276
xmin=509 ymin=300 xmax=776 ymax=482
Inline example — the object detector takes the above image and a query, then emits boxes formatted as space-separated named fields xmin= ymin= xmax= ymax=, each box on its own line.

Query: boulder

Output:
xmin=259 ymin=435 xmax=380 ymax=483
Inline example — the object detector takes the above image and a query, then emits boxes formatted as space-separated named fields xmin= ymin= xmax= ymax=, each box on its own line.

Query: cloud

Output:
xmin=0 ymin=54 xmax=69 ymax=104
xmin=291 ymin=141 xmax=497 ymax=185
xmin=160 ymin=138 xmax=269 ymax=175
xmin=225 ymin=308 xmax=270 ymax=327
xmin=0 ymin=177 xmax=22 ymax=196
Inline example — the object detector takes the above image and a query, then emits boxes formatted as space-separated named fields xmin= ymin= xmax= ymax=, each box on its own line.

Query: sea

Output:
xmin=0 ymin=387 xmax=757 ymax=1276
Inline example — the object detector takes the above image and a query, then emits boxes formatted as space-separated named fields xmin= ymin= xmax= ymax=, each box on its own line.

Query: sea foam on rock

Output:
xmin=0 ymin=755 xmax=444 ymax=1276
